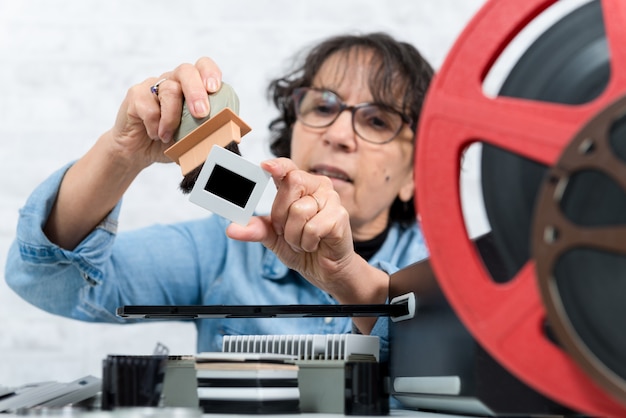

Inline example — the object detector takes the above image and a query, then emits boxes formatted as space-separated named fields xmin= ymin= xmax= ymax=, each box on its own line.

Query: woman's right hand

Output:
xmin=44 ymin=57 xmax=224 ymax=250
xmin=107 ymin=57 xmax=224 ymax=169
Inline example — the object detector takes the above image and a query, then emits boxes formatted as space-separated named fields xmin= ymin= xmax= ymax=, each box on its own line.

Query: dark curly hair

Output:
xmin=267 ymin=32 xmax=433 ymax=225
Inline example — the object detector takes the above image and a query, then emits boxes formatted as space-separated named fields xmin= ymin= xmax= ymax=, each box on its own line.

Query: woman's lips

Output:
xmin=310 ymin=165 xmax=353 ymax=183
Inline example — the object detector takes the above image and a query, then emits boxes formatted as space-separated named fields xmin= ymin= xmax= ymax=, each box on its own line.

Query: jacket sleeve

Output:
xmin=5 ymin=163 xmax=227 ymax=323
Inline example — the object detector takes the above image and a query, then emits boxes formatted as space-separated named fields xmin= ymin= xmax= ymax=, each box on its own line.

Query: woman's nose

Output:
xmin=322 ymin=110 xmax=357 ymax=151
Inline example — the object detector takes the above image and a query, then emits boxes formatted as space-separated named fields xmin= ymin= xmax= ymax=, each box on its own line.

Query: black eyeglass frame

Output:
xmin=291 ymin=87 xmax=414 ymax=145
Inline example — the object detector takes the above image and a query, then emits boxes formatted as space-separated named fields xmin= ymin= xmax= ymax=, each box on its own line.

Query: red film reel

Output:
xmin=415 ymin=0 xmax=626 ymax=415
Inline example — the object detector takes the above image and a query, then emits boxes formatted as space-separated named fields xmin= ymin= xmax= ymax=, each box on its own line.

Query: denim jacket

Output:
xmin=5 ymin=163 xmax=429 ymax=361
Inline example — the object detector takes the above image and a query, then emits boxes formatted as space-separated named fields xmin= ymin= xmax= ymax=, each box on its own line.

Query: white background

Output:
xmin=0 ymin=0 xmax=487 ymax=386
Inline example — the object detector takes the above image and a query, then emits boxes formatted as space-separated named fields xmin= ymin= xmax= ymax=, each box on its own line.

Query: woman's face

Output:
xmin=290 ymin=50 xmax=415 ymax=241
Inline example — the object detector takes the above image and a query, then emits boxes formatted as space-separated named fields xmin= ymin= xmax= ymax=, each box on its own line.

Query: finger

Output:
xmin=260 ymin=158 xmax=297 ymax=235
xmin=271 ymin=171 xmax=310 ymax=236
xmin=195 ymin=57 xmax=223 ymax=93
xmin=149 ymin=76 xmax=183 ymax=143
xmin=226 ymin=215 xmax=275 ymax=244
xmin=260 ymin=158 xmax=305 ymax=234
xmin=299 ymin=216 xmax=326 ymax=253
xmin=300 ymin=196 xmax=350 ymax=254
xmin=170 ymin=58 xmax=223 ymax=119
xmin=282 ymin=195 xmax=321 ymax=252
xmin=170 ymin=63 xmax=211 ymax=118
xmin=263 ymin=159 xmax=334 ymax=237
xmin=125 ymin=78 xmax=164 ymax=141
xmin=261 ymin=158 xmax=300 ymax=189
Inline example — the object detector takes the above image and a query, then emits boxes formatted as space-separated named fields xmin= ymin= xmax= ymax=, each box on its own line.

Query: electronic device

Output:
xmin=194 ymin=353 xmax=300 ymax=414
xmin=189 ymin=145 xmax=270 ymax=225
xmin=0 ymin=376 xmax=101 ymax=413
xmin=220 ymin=334 xmax=383 ymax=414
xmin=221 ymin=333 xmax=380 ymax=362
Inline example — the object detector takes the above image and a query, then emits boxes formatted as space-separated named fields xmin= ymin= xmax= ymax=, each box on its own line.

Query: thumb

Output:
xmin=226 ymin=215 xmax=276 ymax=245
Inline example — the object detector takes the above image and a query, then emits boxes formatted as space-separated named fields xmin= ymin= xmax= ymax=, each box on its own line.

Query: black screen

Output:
xmin=205 ymin=164 xmax=255 ymax=208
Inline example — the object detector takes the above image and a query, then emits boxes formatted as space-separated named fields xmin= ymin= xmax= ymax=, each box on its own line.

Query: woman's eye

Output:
xmin=360 ymin=107 xmax=398 ymax=132
xmin=315 ymin=103 xmax=337 ymax=116
xmin=365 ymin=113 xmax=394 ymax=131
xmin=369 ymin=116 xmax=389 ymax=129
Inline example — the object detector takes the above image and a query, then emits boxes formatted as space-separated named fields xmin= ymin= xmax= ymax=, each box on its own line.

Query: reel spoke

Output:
xmin=423 ymin=92 xmax=586 ymax=166
xmin=584 ymin=225 xmax=626 ymax=254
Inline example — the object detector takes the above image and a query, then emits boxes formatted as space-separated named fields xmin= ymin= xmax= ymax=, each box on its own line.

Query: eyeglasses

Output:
xmin=291 ymin=87 xmax=413 ymax=145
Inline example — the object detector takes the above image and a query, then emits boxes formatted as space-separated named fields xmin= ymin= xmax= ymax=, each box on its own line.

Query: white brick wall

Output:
xmin=0 ymin=0 xmax=485 ymax=386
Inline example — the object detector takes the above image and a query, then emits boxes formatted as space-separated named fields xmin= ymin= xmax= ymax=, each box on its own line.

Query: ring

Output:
xmin=150 ymin=78 xmax=167 ymax=96
xmin=311 ymin=194 xmax=322 ymax=212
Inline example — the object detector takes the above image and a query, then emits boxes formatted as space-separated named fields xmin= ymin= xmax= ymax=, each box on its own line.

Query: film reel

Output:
xmin=415 ymin=0 xmax=626 ymax=414
xmin=533 ymin=95 xmax=626 ymax=405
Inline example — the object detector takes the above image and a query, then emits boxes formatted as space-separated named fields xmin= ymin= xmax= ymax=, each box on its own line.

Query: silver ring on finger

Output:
xmin=310 ymin=194 xmax=322 ymax=212
xmin=150 ymin=78 xmax=168 ymax=96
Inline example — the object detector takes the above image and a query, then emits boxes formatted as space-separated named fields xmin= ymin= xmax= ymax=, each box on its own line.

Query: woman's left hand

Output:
xmin=227 ymin=158 xmax=359 ymax=297
xmin=227 ymin=157 xmax=390 ymax=333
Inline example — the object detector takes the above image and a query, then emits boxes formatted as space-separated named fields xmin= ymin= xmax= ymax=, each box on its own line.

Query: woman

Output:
xmin=6 ymin=32 xmax=433 ymax=361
